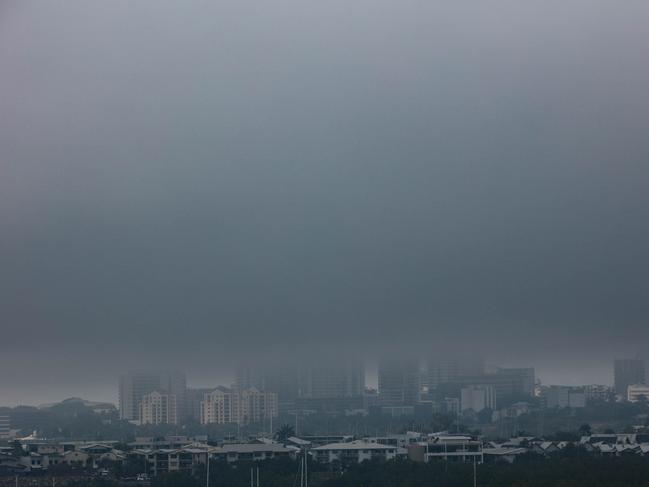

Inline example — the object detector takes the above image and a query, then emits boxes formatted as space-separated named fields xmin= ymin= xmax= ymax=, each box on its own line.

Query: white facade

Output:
xmin=201 ymin=387 xmax=277 ymax=425
xmin=627 ymin=384 xmax=649 ymax=402
xmin=461 ymin=385 xmax=496 ymax=412
xmin=201 ymin=387 xmax=238 ymax=424
xmin=139 ymin=391 xmax=178 ymax=425
xmin=313 ymin=441 xmax=398 ymax=463
xmin=119 ymin=372 xmax=186 ymax=421
xmin=584 ymin=384 xmax=611 ymax=401
xmin=239 ymin=387 xmax=278 ymax=424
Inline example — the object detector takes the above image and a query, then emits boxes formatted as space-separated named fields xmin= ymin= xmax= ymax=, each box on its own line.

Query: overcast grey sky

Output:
xmin=1 ymin=0 xmax=649 ymax=406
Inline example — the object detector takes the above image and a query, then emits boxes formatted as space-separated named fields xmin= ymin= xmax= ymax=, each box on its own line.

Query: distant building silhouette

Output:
xmin=378 ymin=359 xmax=420 ymax=406
xmin=425 ymin=356 xmax=485 ymax=390
xmin=614 ymin=358 xmax=645 ymax=396
xmin=119 ymin=371 xmax=186 ymax=421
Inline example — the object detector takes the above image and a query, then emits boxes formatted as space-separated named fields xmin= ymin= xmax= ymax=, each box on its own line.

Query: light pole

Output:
xmin=304 ymin=447 xmax=308 ymax=487
xmin=206 ymin=448 xmax=210 ymax=487
xmin=473 ymin=451 xmax=477 ymax=487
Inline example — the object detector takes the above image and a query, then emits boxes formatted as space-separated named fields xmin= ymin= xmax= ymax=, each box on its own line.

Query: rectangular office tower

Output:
xmin=119 ymin=371 xmax=187 ymax=421
xmin=426 ymin=356 xmax=485 ymax=391
xmin=378 ymin=359 xmax=420 ymax=406
xmin=300 ymin=359 xmax=365 ymax=398
xmin=235 ymin=358 xmax=364 ymax=401
xmin=614 ymin=359 xmax=645 ymax=396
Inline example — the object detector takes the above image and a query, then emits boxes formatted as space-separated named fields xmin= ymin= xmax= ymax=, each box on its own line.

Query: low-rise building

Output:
xmin=363 ymin=432 xmax=422 ymax=449
xmin=408 ymin=435 xmax=483 ymax=464
xmin=544 ymin=386 xmax=586 ymax=408
xmin=584 ymin=384 xmax=612 ymax=402
xmin=210 ymin=443 xmax=293 ymax=463
xmin=129 ymin=435 xmax=207 ymax=450
xmin=313 ymin=440 xmax=398 ymax=463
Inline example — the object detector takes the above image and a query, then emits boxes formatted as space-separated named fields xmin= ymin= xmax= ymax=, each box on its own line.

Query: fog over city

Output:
xmin=1 ymin=0 xmax=649 ymax=406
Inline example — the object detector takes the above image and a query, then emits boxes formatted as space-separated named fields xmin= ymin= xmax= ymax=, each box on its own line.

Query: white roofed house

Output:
xmin=312 ymin=441 xmax=397 ymax=464
xmin=210 ymin=443 xmax=294 ymax=463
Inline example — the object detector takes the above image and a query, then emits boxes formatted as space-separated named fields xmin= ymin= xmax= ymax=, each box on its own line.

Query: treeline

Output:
xmin=41 ymin=455 xmax=649 ymax=487
xmin=319 ymin=456 xmax=649 ymax=487
xmin=157 ymin=456 xmax=649 ymax=487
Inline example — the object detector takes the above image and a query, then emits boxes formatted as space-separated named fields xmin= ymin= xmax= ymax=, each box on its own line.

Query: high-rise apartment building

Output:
xmin=239 ymin=387 xmax=279 ymax=424
xmin=0 ymin=415 xmax=9 ymax=438
xmin=139 ymin=390 xmax=178 ymax=425
xmin=200 ymin=387 xmax=277 ymax=425
xmin=614 ymin=359 xmax=645 ymax=395
xmin=119 ymin=371 xmax=187 ymax=421
xmin=201 ymin=387 xmax=238 ymax=425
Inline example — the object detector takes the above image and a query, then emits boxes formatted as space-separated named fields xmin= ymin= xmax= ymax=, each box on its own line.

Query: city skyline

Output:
xmin=2 ymin=355 xmax=645 ymax=408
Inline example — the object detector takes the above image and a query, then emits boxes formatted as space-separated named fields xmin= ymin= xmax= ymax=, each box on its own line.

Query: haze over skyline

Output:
xmin=1 ymin=0 xmax=649 ymax=407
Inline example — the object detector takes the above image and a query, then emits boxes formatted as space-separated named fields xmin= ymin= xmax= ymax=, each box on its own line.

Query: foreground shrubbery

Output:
xmin=14 ymin=454 xmax=649 ymax=487
xmin=320 ymin=456 xmax=649 ymax=487
xmin=145 ymin=456 xmax=649 ymax=487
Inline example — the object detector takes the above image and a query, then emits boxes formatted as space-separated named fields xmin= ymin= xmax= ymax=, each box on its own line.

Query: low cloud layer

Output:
xmin=1 ymin=0 xmax=648 ymax=405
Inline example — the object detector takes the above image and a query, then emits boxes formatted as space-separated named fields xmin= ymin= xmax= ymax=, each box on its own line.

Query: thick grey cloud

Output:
xmin=1 ymin=0 xmax=648 ymax=405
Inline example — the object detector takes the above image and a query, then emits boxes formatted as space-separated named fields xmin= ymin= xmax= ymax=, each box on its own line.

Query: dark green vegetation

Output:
xmin=46 ymin=456 xmax=649 ymax=487
xmin=319 ymin=456 xmax=649 ymax=487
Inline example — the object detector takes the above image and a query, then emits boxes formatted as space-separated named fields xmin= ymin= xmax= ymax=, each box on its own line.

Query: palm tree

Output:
xmin=274 ymin=423 xmax=295 ymax=442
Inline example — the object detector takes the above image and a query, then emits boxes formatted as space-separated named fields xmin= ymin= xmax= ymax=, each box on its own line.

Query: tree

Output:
xmin=11 ymin=440 xmax=24 ymax=456
xmin=274 ymin=423 xmax=295 ymax=442
xmin=578 ymin=423 xmax=592 ymax=436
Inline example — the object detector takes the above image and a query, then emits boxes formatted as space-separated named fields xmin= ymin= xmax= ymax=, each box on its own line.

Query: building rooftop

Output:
xmin=314 ymin=441 xmax=396 ymax=451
